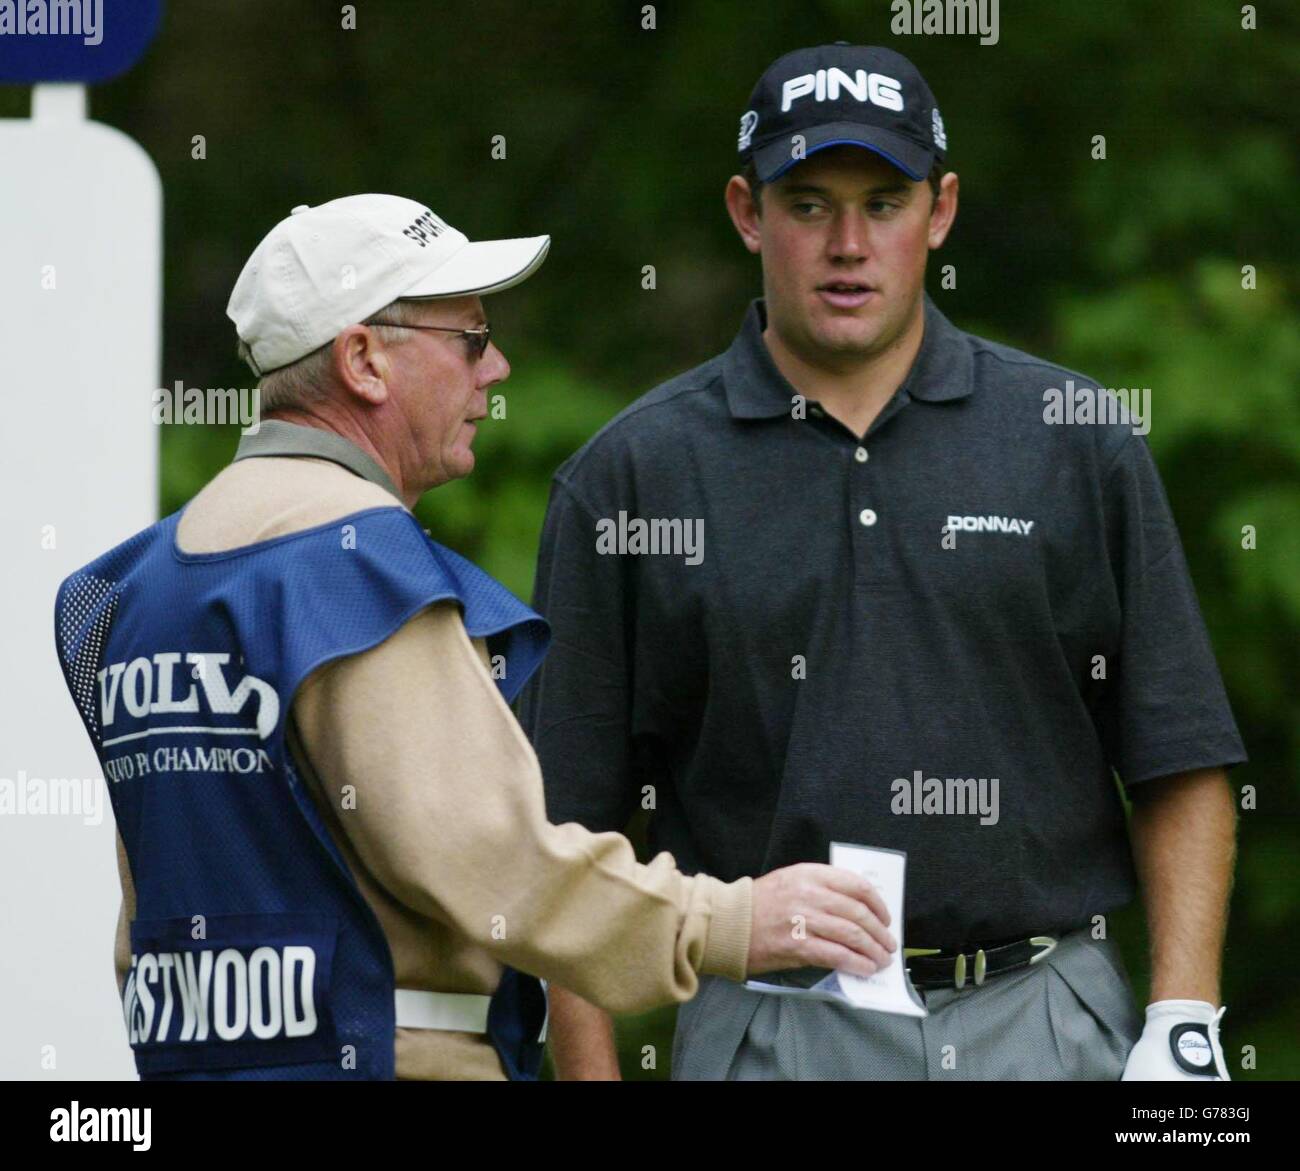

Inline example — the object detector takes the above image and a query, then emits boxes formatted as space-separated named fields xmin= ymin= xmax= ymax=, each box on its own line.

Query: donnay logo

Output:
xmin=946 ymin=514 xmax=1035 ymax=536
xmin=780 ymin=68 xmax=903 ymax=114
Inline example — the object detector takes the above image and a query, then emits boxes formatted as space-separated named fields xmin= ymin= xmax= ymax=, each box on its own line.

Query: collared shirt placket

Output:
xmin=806 ymin=390 xmax=912 ymax=589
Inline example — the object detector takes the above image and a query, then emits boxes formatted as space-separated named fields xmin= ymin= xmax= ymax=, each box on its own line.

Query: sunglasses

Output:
xmin=367 ymin=319 xmax=492 ymax=361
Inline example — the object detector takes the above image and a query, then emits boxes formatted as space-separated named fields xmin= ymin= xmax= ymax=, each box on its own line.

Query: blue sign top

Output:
xmin=0 ymin=0 xmax=162 ymax=84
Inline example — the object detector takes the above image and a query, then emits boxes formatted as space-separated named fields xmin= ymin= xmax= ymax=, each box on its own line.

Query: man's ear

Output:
xmin=332 ymin=325 xmax=391 ymax=406
xmin=725 ymin=175 xmax=763 ymax=255
xmin=927 ymin=171 xmax=959 ymax=250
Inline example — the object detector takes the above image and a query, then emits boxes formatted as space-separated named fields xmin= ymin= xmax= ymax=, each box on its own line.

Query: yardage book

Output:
xmin=745 ymin=843 xmax=927 ymax=1018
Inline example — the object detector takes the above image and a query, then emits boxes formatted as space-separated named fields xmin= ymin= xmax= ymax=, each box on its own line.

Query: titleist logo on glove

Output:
xmin=1122 ymin=1000 xmax=1229 ymax=1081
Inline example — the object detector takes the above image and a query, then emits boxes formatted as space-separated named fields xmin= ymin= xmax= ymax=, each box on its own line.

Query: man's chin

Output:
xmin=811 ymin=324 xmax=884 ymax=357
xmin=427 ymin=450 xmax=475 ymax=490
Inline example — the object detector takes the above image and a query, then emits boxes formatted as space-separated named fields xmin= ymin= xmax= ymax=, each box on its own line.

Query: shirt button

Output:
xmin=854 ymin=447 xmax=869 ymax=463
xmin=859 ymin=508 xmax=877 ymax=526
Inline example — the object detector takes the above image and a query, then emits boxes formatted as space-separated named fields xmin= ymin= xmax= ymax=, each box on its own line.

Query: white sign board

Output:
xmin=0 ymin=85 xmax=160 ymax=1080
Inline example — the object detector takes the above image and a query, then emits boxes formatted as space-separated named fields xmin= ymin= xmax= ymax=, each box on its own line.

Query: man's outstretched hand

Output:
xmin=748 ymin=863 xmax=897 ymax=977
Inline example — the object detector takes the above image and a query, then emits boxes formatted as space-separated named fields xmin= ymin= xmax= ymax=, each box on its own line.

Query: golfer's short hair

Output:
xmin=236 ymin=297 xmax=426 ymax=414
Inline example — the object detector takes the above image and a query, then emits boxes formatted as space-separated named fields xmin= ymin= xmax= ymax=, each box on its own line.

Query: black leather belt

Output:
xmin=906 ymin=934 xmax=1059 ymax=990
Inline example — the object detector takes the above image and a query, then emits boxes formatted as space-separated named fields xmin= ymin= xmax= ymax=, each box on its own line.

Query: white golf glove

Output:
xmin=1121 ymin=999 xmax=1229 ymax=1080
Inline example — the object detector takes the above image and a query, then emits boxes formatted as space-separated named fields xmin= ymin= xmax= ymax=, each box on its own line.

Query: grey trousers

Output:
xmin=672 ymin=927 xmax=1143 ymax=1080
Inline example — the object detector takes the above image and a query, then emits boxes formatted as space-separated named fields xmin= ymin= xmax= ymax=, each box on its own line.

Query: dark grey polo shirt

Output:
xmin=520 ymin=296 xmax=1246 ymax=949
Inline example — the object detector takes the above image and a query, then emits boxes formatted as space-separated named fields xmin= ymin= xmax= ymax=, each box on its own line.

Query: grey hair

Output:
xmin=236 ymin=297 xmax=427 ymax=414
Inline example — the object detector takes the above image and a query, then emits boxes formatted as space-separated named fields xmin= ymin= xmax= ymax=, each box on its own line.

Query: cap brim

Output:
xmin=401 ymin=234 xmax=550 ymax=299
xmin=754 ymin=123 xmax=934 ymax=183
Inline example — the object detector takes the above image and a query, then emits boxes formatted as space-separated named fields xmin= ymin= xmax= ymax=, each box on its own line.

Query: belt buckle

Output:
xmin=1028 ymin=935 xmax=1058 ymax=964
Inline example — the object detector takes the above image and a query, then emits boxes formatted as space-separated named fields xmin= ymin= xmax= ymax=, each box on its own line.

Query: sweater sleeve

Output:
xmin=290 ymin=600 xmax=752 ymax=1014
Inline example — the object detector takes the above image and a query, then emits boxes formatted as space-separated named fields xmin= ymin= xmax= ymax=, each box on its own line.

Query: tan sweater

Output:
xmin=111 ymin=455 xmax=752 ymax=1079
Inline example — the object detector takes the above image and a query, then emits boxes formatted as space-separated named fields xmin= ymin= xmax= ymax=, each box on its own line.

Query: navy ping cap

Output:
xmin=737 ymin=43 xmax=947 ymax=183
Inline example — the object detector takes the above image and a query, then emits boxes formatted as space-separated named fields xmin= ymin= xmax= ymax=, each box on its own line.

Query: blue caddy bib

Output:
xmin=54 ymin=505 xmax=550 ymax=1080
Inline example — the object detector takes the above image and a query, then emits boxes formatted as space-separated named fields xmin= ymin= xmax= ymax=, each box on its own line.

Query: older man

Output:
xmin=53 ymin=194 xmax=894 ymax=1081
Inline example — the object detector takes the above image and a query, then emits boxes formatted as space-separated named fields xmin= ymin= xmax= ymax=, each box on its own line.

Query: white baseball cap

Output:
xmin=227 ymin=194 xmax=550 ymax=375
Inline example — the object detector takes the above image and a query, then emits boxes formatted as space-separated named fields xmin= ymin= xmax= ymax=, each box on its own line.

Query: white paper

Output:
xmin=745 ymin=842 xmax=927 ymax=1018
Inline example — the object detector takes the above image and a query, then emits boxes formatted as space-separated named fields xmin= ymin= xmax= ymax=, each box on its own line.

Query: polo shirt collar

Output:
xmin=234 ymin=419 xmax=402 ymax=500
xmin=901 ymin=295 xmax=975 ymax=403
xmin=723 ymin=293 xmax=974 ymax=420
